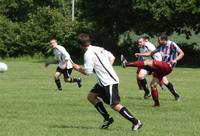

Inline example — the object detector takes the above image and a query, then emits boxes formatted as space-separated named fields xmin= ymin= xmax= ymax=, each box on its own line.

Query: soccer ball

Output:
xmin=0 ymin=62 xmax=8 ymax=73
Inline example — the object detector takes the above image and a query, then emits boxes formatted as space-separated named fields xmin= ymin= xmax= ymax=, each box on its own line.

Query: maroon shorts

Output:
xmin=152 ymin=61 xmax=172 ymax=81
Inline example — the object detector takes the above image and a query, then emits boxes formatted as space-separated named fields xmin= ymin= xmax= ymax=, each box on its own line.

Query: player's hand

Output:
xmin=73 ymin=63 xmax=80 ymax=71
xmin=135 ymin=53 xmax=141 ymax=57
xmin=171 ymin=59 xmax=177 ymax=65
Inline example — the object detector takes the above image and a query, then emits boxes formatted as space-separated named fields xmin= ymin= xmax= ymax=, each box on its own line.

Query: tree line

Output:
xmin=0 ymin=0 xmax=200 ymax=64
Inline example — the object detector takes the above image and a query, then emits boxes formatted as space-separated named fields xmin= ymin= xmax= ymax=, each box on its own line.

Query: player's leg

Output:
xmin=138 ymin=69 xmax=151 ymax=99
xmin=136 ymin=67 xmax=143 ymax=90
xmin=123 ymin=59 xmax=154 ymax=68
xmin=63 ymin=68 xmax=82 ymax=88
xmin=150 ymin=77 xmax=160 ymax=107
xmin=106 ymin=84 xmax=142 ymax=131
xmin=112 ymin=103 xmax=142 ymax=131
xmin=162 ymin=76 xmax=180 ymax=101
xmin=88 ymin=84 xmax=112 ymax=129
xmin=54 ymin=70 xmax=62 ymax=91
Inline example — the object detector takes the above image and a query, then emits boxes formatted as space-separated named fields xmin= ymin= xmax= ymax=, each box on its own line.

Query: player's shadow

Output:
xmin=50 ymin=124 xmax=96 ymax=130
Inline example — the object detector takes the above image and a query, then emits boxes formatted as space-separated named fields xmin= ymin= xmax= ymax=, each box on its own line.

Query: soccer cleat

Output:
xmin=144 ymin=93 xmax=151 ymax=99
xmin=132 ymin=120 xmax=143 ymax=131
xmin=175 ymin=95 xmax=181 ymax=102
xmin=58 ymin=88 xmax=62 ymax=91
xmin=101 ymin=117 xmax=114 ymax=129
xmin=120 ymin=54 xmax=127 ymax=68
xmin=77 ymin=78 xmax=82 ymax=88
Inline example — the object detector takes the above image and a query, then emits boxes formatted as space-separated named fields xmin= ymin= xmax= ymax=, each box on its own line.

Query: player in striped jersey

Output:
xmin=45 ymin=37 xmax=82 ymax=91
xmin=73 ymin=33 xmax=142 ymax=131
xmin=122 ymin=33 xmax=184 ymax=107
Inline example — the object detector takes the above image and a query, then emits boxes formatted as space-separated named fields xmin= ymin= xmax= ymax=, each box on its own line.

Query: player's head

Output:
xmin=49 ymin=37 xmax=58 ymax=48
xmin=137 ymin=37 xmax=146 ymax=47
xmin=142 ymin=36 xmax=150 ymax=42
xmin=158 ymin=32 xmax=168 ymax=45
xmin=77 ymin=33 xmax=91 ymax=48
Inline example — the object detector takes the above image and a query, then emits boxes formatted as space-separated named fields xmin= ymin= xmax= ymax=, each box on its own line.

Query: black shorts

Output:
xmin=90 ymin=83 xmax=120 ymax=105
xmin=143 ymin=66 xmax=153 ymax=75
xmin=56 ymin=67 xmax=73 ymax=79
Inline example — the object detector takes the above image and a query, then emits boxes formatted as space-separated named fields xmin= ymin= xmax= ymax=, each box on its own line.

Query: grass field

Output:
xmin=0 ymin=59 xmax=200 ymax=136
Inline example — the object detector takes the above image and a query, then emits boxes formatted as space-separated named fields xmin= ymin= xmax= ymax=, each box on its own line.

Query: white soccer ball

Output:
xmin=0 ymin=62 xmax=8 ymax=73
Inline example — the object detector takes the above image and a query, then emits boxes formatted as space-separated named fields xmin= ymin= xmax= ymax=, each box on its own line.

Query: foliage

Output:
xmin=0 ymin=0 xmax=200 ymax=65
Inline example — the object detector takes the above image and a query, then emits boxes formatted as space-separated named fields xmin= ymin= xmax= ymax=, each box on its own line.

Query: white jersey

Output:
xmin=139 ymin=42 xmax=162 ymax=61
xmin=83 ymin=45 xmax=119 ymax=86
xmin=53 ymin=45 xmax=73 ymax=69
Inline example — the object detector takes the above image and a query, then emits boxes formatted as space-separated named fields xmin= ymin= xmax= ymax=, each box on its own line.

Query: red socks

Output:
xmin=126 ymin=61 xmax=144 ymax=67
xmin=151 ymin=88 xmax=160 ymax=107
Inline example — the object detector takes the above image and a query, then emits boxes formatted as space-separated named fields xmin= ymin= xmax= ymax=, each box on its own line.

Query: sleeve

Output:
xmin=146 ymin=42 xmax=156 ymax=51
xmin=171 ymin=42 xmax=181 ymax=52
xmin=83 ymin=52 xmax=94 ymax=75
xmin=104 ymin=49 xmax=115 ymax=61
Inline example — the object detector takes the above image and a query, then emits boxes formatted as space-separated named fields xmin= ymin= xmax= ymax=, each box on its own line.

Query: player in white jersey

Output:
xmin=136 ymin=36 xmax=162 ymax=99
xmin=45 ymin=37 xmax=82 ymax=91
xmin=73 ymin=33 xmax=142 ymax=131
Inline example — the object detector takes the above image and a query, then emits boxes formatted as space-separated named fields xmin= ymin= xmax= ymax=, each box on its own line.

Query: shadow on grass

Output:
xmin=50 ymin=124 xmax=97 ymax=130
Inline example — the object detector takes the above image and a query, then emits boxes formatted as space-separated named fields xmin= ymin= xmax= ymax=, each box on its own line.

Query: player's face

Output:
xmin=158 ymin=37 xmax=167 ymax=45
xmin=49 ymin=40 xmax=57 ymax=48
xmin=138 ymin=38 xmax=145 ymax=47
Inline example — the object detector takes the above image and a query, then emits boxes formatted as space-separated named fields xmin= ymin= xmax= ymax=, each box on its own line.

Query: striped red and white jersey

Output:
xmin=156 ymin=40 xmax=181 ymax=67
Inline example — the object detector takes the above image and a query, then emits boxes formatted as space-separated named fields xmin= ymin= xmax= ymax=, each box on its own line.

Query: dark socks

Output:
xmin=95 ymin=101 xmax=110 ymax=120
xmin=69 ymin=77 xmax=80 ymax=83
xmin=165 ymin=82 xmax=179 ymax=97
xmin=119 ymin=107 xmax=138 ymax=125
xmin=140 ymin=79 xmax=150 ymax=94
xmin=55 ymin=79 xmax=62 ymax=90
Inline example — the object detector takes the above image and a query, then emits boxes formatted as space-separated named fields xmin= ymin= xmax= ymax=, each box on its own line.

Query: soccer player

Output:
xmin=45 ymin=37 xmax=82 ymax=91
xmin=122 ymin=32 xmax=184 ymax=107
xmin=123 ymin=36 xmax=181 ymax=101
xmin=73 ymin=33 xmax=143 ymax=131
xmin=135 ymin=36 xmax=162 ymax=99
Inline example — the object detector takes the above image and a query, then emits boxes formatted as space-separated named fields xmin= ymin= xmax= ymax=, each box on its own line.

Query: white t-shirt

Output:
xmin=139 ymin=42 xmax=162 ymax=61
xmin=83 ymin=45 xmax=119 ymax=86
xmin=53 ymin=45 xmax=73 ymax=69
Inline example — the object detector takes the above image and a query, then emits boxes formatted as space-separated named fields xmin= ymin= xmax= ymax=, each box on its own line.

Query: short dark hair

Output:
xmin=77 ymin=33 xmax=91 ymax=47
xmin=49 ymin=35 xmax=57 ymax=41
xmin=159 ymin=32 xmax=168 ymax=40
xmin=142 ymin=36 xmax=150 ymax=40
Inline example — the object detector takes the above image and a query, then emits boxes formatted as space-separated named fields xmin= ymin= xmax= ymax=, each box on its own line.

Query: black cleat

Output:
xmin=101 ymin=117 xmax=114 ymax=129
xmin=77 ymin=78 xmax=82 ymax=88
xmin=58 ymin=88 xmax=62 ymax=91
xmin=132 ymin=120 xmax=143 ymax=131
xmin=120 ymin=54 xmax=127 ymax=68
xmin=175 ymin=95 xmax=180 ymax=102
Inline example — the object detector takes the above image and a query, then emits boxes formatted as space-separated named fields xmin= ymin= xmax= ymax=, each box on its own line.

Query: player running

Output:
xmin=73 ymin=33 xmax=143 ymax=131
xmin=45 ymin=37 xmax=82 ymax=91
xmin=122 ymin=33 xmax=184 ymax=107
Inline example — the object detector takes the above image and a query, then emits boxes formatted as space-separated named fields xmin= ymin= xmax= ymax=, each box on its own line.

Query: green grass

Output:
xmin=0 ymin=59 xmax=200 ymax=136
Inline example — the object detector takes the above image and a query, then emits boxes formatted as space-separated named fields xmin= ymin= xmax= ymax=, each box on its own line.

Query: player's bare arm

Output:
xmin=44 ymin=59 xmax=58 ymax=67
xmin=171 ymin=49 xmax=184 ymax=64
xmin=73 ymin=63 xmax=87 ymax=75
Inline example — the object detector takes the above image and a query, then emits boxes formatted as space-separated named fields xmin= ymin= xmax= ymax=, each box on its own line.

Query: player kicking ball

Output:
xmin=45 ymin=37 xmax=82 ymax=91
